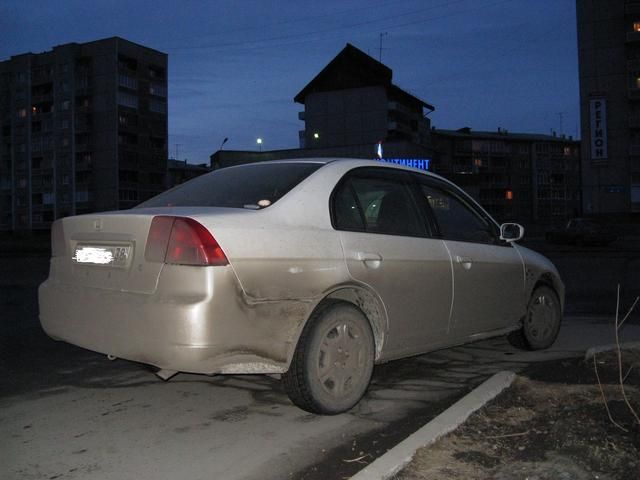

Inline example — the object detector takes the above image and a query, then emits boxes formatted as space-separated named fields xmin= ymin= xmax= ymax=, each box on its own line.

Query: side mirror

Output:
xmin=500 ymin=223 xmax=524 ymax=243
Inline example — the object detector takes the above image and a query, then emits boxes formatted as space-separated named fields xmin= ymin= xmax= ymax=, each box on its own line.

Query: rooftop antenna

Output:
xmin=379 ymin=32 xmax=388 ymax=62
xmin=557 ymin=112 xmax=566 ymax=135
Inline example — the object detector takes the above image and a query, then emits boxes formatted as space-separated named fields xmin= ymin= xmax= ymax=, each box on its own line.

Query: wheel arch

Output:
xmin=286 ymin=284 xmax=388 ymax=367
xmin=532 ymin=272 xmax=565 ymax=312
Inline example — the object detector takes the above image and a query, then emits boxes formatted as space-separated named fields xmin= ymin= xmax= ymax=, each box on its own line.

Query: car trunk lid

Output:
xmin=51 ymin=213 xmax=163 ymax=294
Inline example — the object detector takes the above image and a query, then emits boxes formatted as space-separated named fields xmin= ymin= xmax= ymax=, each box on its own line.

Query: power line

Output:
xmin=166 ymin=0 xmax=474 ymax=52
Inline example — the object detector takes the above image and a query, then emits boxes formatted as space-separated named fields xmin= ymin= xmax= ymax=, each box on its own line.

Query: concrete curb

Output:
xmin=350 ymin=370 xmax=516 ymax=480
xmin=584 ymin=341 xmax=640 ymax=360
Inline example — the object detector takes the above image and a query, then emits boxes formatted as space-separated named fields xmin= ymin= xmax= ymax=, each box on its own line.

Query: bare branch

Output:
xmin=618 ymin=296 xmax=639 ymax=330
xmin=593 ymin=354 xmax=627 ymax=432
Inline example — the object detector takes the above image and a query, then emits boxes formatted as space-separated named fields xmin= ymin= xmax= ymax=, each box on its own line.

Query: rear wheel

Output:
xmin=508 ymin=285 xmax=561 ymax=350
xmin=283 ymin=300 xmax=375 ymax=414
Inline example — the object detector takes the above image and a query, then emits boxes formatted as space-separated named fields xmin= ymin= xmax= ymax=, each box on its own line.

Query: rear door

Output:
xmin=332 ymin=167 xmax=453 ymax=357
xmin=413 ymin=175 xmax=525 ymax=337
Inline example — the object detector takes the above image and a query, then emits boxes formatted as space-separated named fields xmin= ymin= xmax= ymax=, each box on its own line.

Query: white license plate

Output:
xmin=73 ymin=245 xmax=130 ymax=267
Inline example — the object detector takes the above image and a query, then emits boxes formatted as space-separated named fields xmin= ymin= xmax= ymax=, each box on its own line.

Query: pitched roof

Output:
xmin=294 ymin=43 xmax=433 ymax=110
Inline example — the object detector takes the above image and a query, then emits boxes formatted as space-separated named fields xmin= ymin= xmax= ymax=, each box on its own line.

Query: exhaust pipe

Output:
xmin=156 ymin=369 xmax=178 ymax=381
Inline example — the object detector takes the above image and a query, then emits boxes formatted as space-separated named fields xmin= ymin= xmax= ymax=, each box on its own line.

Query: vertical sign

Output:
xmin=589 ymin=98 xmax=608 ymax=161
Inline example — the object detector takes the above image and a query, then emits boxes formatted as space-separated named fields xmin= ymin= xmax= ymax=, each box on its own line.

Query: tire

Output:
xmin=282 ymin=300 xmax=375 ymax=415
xmin=508 ymin=285 xmax=562 ymax=350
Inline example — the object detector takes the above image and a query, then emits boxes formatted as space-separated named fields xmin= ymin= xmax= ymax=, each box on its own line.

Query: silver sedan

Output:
xmin=39 ymin=159 xmax=564 ymax=414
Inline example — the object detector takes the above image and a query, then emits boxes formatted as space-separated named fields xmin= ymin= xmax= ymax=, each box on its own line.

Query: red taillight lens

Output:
xmin=145 ymin=216 xmax=228 ymax=266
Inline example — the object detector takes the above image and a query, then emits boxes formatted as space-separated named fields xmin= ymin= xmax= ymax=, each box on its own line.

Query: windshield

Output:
xmin=136 ymin=162 xmax=323 ymax=209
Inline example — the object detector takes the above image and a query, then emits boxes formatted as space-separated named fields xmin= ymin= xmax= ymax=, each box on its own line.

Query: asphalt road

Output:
xmin=1 ymin=245 xmax=639 ymax=480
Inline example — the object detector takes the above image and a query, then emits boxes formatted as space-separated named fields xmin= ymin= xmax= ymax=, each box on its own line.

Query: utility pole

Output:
xmin=379 ymin=32 xmax=388 ymax=62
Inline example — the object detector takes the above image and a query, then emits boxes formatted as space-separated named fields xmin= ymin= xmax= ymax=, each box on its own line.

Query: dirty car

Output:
xmin=39 ymin=159 xmax=564 ymax=414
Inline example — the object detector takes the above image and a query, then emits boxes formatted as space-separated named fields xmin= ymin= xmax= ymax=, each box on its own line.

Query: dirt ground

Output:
xmin=397 ymin=348 xmax=640 ymax=480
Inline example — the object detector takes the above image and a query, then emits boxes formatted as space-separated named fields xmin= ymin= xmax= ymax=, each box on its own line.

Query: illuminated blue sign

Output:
xmin=377 ymin=158 xmax=430 ymax=170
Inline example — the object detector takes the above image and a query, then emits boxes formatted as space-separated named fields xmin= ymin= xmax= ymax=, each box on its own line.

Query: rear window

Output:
xmin=136 ymin=162 xmax=323 ymax=209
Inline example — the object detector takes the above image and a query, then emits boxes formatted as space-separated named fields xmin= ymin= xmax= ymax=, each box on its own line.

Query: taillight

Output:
xmin=144 ymin=216 xmax=228 ymax=266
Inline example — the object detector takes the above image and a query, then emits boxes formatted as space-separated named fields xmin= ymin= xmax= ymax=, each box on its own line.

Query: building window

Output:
xmin=149 ymin=66 xmax=165 ymax=79
xmin=76 ymin=190 xmax=89 ymax=202
xmin=118 ymin=92 xmax=138 ymax=109
xmin=634 ymin=21 xmax=640 ymax=32
xmin=118 ymin=73 xmax=138 ymax=90
xmin=61 ymin=100 xmax=71 ymax=111
xmin=149 ymin=98 xmax=166 ymax=113
xmin=119 ymin=189 xmax=138 ymax=201
xmin=17 ymin=108 xmax=27 ymax=118
xmin=149 ymin=82 xmax=166 ymax=97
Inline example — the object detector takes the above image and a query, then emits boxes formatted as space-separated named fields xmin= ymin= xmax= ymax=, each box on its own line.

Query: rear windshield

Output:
xmin=136 ymin=162 xmax=323 ymax=209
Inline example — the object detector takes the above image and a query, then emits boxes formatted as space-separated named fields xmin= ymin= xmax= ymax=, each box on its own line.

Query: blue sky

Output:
xmin=0 ymin=0 xmax=579 ymax=163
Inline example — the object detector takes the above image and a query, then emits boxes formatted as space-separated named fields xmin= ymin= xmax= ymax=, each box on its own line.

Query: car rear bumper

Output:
xmin=38 ymin=263 xmax=308 ymax=374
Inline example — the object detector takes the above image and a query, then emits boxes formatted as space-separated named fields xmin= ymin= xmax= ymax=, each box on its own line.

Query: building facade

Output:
xmin=295 ymin=43 xmax=434 ymax=151
xmin=433 ymin=129 xmax=581 ymax=224
xmin=0 ymin=37 xmax=168 ymax=231
xmin=577 ymin=0 xmax=640 ymax=214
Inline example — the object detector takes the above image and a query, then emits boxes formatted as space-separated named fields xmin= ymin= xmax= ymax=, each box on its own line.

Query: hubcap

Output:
xmin=527 ymin=293 xmax=556 ymax=341
xmin=316 ymin=321 xmax=367 ymax=398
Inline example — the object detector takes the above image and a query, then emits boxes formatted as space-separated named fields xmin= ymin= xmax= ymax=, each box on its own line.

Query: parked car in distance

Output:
xmin=39 ymin=159 xmax=564 ymax=414
xmin=545 ymin=218 xmax=617 ymax=246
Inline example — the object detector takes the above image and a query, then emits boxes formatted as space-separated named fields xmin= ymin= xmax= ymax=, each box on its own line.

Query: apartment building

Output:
xmin=294 ymin=43 xmax=434 ymax=154
xmin=433 ymin=128 xmax=581 ymax=224
xmin=0 ymin=37 xmax=168 ymax=231
xmin=577 ymin=0 xmax=640 ymax=214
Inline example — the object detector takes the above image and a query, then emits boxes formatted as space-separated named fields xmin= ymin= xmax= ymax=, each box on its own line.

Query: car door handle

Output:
xmin=455 ymin=256 xmax=473 ymax=270
xmin=355 ymin=252 xmax=383 ymax=268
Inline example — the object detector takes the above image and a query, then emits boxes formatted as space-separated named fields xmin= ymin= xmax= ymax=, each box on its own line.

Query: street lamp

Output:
xmin=256 ymin=137 xmax=263 ymax=151
xmin=313 ymin=132 xmax=319 ymax=139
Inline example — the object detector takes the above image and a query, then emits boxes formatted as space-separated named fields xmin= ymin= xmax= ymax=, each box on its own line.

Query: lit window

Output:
xmin=634 ymin=21 xmax=640 ymax=32
xmin=505 ymin=190 xmax=513 ymax=201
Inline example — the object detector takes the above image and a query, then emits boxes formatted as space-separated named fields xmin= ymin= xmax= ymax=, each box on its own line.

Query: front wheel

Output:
xmin=282 ymin=300 xmax=375 ymax=415
xmin=508 ymin=286 xmax=562 ymax=350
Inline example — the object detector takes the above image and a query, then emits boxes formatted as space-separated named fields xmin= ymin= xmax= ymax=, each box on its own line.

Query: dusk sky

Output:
xmin=1 ymin=0 xmax=579 ymax=164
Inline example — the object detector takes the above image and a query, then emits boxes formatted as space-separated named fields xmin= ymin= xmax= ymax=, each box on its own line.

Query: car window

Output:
xmin=332 ymin=169 xmax=427 ymax=237
xmin=417 ymin=179 xmax=498 ymax=245
xmin=136 ymin=162 xmax=322 ymax=209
